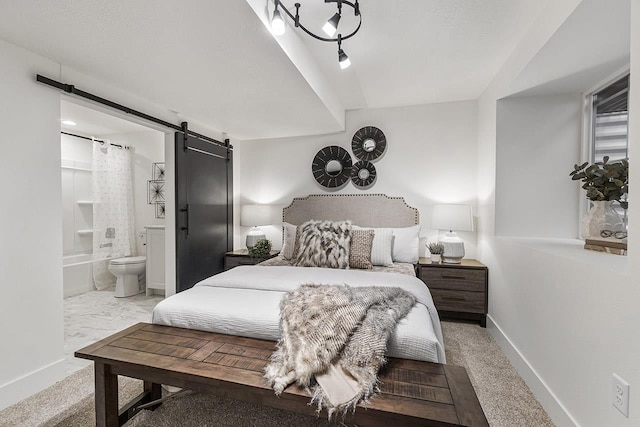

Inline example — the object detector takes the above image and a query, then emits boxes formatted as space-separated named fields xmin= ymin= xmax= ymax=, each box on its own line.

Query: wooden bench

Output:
xmin=75 ymin=322 xmax=488 ymax=427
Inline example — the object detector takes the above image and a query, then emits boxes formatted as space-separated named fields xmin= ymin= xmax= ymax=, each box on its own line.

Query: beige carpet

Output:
xmin=0 ymin=321 xmax=555 ymax=427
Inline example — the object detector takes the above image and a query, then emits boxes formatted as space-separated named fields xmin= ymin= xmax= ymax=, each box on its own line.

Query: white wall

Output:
xmin=0 ymin=40 xmax=65 ymax=409
xmin=238 ymin=101 xmax=479 ymax=258
xmin=476 ymin=0 xmax=640 ymax=426
xmin=61 ymin=134 xmax=93 ymax=255
xmin=495 ymin=94 xmax=582 ymax=238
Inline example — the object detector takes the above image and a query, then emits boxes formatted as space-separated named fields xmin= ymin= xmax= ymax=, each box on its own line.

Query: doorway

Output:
xmin=60 ymin=99 xmax=167 ymax=375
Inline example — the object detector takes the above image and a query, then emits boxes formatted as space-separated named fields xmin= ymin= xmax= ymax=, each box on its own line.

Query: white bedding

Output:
xmin=152 ymin=265 xmax=446 ymax=363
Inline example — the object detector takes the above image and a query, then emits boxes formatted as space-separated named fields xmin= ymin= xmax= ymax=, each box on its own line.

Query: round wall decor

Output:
xmin=351 ymin=160 xmax=376 ymax=188
xmin=312 ymin=146 xmax=353 ymax=188
xmin=352 ymin=126 xmax=386 ymax=161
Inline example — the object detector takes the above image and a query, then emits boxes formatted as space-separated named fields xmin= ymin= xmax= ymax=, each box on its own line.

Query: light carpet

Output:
xmin=0 ymin=321 xmax=555 ymax=427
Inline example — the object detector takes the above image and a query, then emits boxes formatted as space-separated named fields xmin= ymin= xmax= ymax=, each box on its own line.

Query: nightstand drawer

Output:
xmin=430 ymin=289 xmax=485 ymax=313
xmin=420 ymin=268 xmax=485 ymax=292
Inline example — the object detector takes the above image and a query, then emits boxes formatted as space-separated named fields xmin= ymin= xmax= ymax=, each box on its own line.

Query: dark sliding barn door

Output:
xmin=175 ymin=125 xmax=233 ymax=292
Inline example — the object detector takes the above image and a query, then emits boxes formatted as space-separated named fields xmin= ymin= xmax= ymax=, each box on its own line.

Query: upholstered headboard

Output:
xmin=283 ymin=194 xmax=419 ymax=227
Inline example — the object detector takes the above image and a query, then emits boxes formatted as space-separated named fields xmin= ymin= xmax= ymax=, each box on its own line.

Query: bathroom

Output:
xmin=60 ymin=99 xmax=166 ymax=300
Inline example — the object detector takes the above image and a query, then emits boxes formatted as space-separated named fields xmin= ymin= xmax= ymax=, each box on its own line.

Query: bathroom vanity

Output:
xmin=145 ymin=225 xmax=165 ymax=296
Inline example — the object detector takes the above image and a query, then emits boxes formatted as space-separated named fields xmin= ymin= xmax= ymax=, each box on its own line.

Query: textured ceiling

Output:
xmin=0 ymin=0 xmax=550 ymax=140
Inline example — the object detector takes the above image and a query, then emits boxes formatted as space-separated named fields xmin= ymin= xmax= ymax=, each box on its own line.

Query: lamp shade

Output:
xmin=431 ymin=204 xmax=473 ymax=232
xmin=240 ymin=205 xmax=277 ymax=227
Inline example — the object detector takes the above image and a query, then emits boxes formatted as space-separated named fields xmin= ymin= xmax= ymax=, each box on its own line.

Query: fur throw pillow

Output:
xmin=294 ymin=220 xmax=351 ymax=269
xmin=349 ymin=229 xmax=374 ymax=269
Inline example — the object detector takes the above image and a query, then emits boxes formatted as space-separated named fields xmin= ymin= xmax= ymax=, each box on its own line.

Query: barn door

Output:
xmin=175 ymin=124 xmax=233 ymax=292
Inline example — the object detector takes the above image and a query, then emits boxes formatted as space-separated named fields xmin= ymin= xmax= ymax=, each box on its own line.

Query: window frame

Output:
xmin=579 ymin=66 xmax=630 ymax=233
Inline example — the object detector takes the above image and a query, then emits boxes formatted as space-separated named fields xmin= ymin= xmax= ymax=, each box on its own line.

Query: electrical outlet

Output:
xmin=613 ymin=373 xmax=629 ymax=417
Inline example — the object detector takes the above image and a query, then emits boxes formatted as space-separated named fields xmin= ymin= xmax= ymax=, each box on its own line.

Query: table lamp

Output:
xmin=431 ymin=204 xmax=473 ymax=264
xmin=241 ymin=205 xmax=276 ymax=248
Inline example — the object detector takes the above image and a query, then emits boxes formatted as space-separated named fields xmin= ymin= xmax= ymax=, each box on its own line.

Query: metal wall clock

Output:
xmin=351 ymin=160 xmax=376 ymax=188
xmin=352 ymin=126 xmax=386 ymax=161
xmin=312 ymin=146 xmax=353 ymax=188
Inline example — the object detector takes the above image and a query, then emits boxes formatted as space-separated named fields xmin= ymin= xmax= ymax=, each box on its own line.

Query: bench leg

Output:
xmin=95 ymin=362 xmax=119 ymax=427
xmin=143 ymin=381 xmax=162 ymax=410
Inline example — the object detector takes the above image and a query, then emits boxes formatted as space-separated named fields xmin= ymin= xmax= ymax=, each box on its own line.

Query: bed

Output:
xmin=152 ymin=194 xmax=446 ymax=364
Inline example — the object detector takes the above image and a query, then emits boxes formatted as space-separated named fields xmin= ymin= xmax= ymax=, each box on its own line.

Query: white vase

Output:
xmin=431 ymin=254 xmax=442 ymax=263
xmin=580 ymin=201 xmax=624 ymax=239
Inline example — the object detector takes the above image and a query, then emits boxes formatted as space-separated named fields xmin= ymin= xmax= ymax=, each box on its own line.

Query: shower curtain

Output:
xmin=92 ymin=140 xmax=136 ymax=290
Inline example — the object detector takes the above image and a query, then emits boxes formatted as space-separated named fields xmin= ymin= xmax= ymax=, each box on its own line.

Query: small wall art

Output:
xmin=152 ymin=162 xmax=165 ymax=180
xmin=148 ymin=161 xmax=166 ymax=218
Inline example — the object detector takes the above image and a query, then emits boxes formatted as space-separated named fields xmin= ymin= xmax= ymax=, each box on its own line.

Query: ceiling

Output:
xmin=61 ymin=100 xmax=155 ymax=136
xmin=0 ymin=1 xmax=550 ymax=140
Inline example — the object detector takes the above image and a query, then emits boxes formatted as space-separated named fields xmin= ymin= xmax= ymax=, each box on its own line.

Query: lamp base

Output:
xmin=246 ymin=227 xmax=266 ymax=249
xmin=440 ymin=231 xmax=465 ymax=264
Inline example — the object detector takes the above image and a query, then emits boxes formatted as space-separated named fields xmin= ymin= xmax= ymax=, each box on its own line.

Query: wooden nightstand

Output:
xmin=224 ymin=249 xmax=279 ymax=271
xmin=418 ymin=258 xmax=488 ymax=327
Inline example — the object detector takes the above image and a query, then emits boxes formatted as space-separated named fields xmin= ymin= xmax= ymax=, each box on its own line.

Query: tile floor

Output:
xmin=63 ymin=287 xmax=164 ymax=375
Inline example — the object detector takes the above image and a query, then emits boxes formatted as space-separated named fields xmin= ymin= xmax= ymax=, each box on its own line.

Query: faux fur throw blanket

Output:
xmin=264 ymin=284 xmax=416 ymax=416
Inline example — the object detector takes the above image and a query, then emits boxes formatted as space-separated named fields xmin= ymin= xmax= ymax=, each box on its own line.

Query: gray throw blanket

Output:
xmin=264 ymin=284 xmax=416 ymax=416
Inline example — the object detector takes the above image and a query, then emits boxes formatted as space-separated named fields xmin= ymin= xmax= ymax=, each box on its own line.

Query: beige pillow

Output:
xmin=349 ymin=229 xmax=374 ymax=269
xmin=352 ymin=226 xmax=394 ymax=266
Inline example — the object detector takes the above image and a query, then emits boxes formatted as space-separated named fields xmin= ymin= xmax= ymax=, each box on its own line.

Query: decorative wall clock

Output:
xmin=351 ymin=161 xmax=376 ymax=188
xmin=312 ymin=146 xmax=353 ymax=188
xmin=352 ymin=126 xmax=386 ymax=161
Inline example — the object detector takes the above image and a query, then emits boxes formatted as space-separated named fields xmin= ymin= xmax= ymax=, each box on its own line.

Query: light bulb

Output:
xmin=322 ymin=13 xmax=341 ymax=37
xmin=271 ymin=9 xmax=285 ymax=36
xmin=338 ymin=49 xmax=351 ymax=69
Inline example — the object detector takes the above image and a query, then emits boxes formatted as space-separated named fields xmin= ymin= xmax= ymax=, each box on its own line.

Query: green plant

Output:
xmin=427 ymin=242 xmax=444 ymax=255
xmin=248 ymin=239 xmax=272 ymax=258
xmin=570 ymin=156 xmax=629 ymax=209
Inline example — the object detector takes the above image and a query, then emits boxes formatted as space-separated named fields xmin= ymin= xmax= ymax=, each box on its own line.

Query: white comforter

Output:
xmin=152 ymin=266 xmax=446 ymax=363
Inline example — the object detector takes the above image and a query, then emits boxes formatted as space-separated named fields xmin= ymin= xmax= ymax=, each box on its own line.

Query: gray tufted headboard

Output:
xmin=283 ymin=194 xmax=419 ymax=227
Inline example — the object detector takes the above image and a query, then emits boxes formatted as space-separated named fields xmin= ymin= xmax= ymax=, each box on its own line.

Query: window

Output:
xmin=590 ymin=74 xmax=629 ymax=163
xmin=586 ymin=73 xmax=630 ymax=226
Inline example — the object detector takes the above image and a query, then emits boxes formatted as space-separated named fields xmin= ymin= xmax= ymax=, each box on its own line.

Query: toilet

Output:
xmin=108 ymin=256 xmax=146 ymax=297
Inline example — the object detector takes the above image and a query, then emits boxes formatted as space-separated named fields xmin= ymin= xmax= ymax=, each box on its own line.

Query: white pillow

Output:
xmin=389 ymin=225 xmax=421 ymax=263
xmin=279 ymin=222 xmax=297 ymax=259
xmin=352 ymin=226 xmax=393 ymax=266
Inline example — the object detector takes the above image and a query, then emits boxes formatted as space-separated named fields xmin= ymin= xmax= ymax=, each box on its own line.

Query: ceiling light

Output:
xmin=272 ymin=0 xmax=361 ymax=69
xmin=322 ymin=13 xmax=341 ymax=37
xmin=338 ymin=49 xmax=351 ymax=69
xmin=271 ymin=6 xmax=285 ymax=36
xmin=337 ymin=35 xmax=351 ymax=69
xmin=61 ymin=120 xmax=77 ymax=126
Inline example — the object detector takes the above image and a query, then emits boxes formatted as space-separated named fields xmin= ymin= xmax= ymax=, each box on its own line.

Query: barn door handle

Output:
xmin=180 ymin=204 xmax=189 ymax=236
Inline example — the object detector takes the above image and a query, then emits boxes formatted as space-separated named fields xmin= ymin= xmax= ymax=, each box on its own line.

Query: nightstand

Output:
xmin=224 ymin=249 xmax=279 ymax=271
xmin=418 ymin=258 xmax=488 ymax=327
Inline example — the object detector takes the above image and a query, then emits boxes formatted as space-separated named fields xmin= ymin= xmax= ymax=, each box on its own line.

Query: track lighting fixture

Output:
xmin=270 ymin=0 xmax=361 ymax=69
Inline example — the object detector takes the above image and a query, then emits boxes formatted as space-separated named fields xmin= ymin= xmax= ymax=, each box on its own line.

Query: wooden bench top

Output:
xmin=76 ymin=322 xmax=488 ymax=427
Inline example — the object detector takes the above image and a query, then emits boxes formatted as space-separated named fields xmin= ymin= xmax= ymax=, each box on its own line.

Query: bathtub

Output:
xmin=63 ymin=254 xmax=111 ymax=298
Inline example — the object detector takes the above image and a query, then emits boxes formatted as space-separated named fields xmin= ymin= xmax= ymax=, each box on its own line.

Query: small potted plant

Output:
xmin=248 ymin=239 xmax=272 ymax=259
xmin=427 ymin=242 xmax=444 ymax=263
xmin=570 ymin=156 xmax=628 ymax=238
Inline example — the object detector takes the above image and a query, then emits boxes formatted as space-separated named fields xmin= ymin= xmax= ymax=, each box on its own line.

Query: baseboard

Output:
xmin=487 ymin=315 xmax=580 ymax=427
xmin=0 ymin=358 xmax=65 ymax=411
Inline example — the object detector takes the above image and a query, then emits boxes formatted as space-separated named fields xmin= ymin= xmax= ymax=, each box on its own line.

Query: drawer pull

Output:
xmin=441 ymin=275 xmax=466 ymax=280
xmin=441 ymin=296 xmax=466 ymax=301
